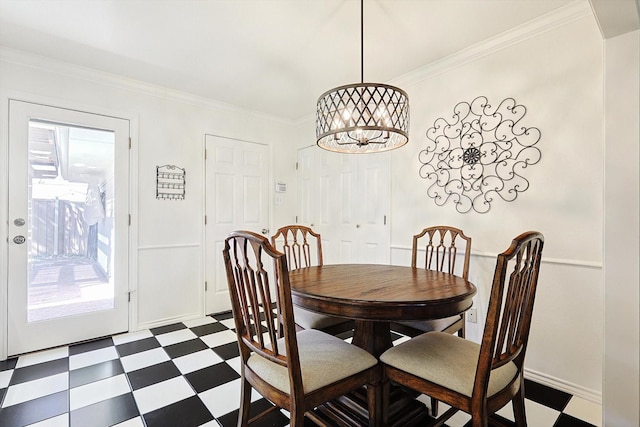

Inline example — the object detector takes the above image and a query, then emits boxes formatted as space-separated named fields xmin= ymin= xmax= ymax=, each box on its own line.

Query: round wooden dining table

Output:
xmin=289 ymin=263 xmax=477 ymax=356
xmin=288 ymin=264 xmax=477 ymax=426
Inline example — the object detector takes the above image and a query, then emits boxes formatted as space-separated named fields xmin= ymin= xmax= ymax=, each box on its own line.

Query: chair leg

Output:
xmin=290 ymin=409 xmax=306 ymax=426
xmin=512 ymin=384 xmax=528 ymax=426
xmin=470 ymin=403 xmax=489 ymax=427
xmin=380 ymin=380 xmax=391 ymax=427
xmin=471 ymin=416 xmax=489 ymax=427
xmin=430 ymin=397 xmax=439 ymax=416
xmin=368 ymin=380 xmax=386 ymax=427
xmin=237 ymin=378 xmax=252 ymax=427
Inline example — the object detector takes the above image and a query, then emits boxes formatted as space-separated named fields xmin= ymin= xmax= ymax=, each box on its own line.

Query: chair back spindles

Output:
xmin=427 ymin=229 xmax=457 ymax=274
xmin=412 ymin=226 xmax=471 ymax=280
xmin=271 ymin=225 xmax=354 ymax=337
xmin=494 ymin=236 xmax=542 ymax=364
xmin=285 ymin=228 xmax=311 ymax=269
xmin=272 ymin=225 xmax=322 ymax=270
xmin=224 ymin=231 xmax=293 ymax=367
xmin=475 ymin=231 xmax=544 ymax=398
xmin=398 ymin=225 xmax=472 ymax=342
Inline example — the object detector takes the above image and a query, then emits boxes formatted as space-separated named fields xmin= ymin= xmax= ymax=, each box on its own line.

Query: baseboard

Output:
xmin=524 ymin=367 xmax=602 ymax=405
xmin=135 ymin=312 xmax=204 ymax=332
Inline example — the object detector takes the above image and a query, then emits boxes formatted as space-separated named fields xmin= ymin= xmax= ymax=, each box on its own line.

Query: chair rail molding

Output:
xmin=391 ymin=245 xmax=602 ymax=269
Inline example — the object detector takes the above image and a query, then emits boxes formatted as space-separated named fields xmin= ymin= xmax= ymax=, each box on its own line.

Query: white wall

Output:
xmin=292 ymin=6 xmax=605 ymax=401
xmin=603 ymin=29 xmax=640 ymax=427
xmin=1 ymin=3 xmax=634 ymax=417
xmin=389 ymin=12 xmax=604 ymax=399
xmin=0 ymin=49 xmax=297 ymax=359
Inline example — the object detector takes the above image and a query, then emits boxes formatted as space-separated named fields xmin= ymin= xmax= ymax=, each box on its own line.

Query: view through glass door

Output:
xmin=7 ymin=100 xmax=130 ymax=356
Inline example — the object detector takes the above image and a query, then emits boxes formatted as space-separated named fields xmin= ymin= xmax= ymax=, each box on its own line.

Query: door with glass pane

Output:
xmin=7 ymin=100 xmax=130 ymax=356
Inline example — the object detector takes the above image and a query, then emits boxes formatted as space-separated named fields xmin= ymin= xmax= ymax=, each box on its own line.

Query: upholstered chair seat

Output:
xmin=381 ymin=331 xmax=518 ymax=398
xmin=248 ymin=329 xmax=377 ymax=394
xmin=397 ymin=315 xmax=462 ymax=335
xmin=292 ymin=308 xmax=350 ymax=332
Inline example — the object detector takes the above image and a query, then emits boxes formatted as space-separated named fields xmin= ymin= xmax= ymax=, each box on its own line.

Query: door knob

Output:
xmin=261 ymin=228 xmax=269 ymax=235
xmin=14 ymin=218 xmax=25 ymax=226
xmin=356 ymin=224 xmax=360 ymax=228
xmin=13 ymin=235 xmax=26 ymax=244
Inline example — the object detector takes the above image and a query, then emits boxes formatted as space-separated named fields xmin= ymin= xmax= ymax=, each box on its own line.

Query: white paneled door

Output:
xmin=297 ymin=146 xmax=390 ymax=265
xmin=204 ymin=135 xmax=269 ymax=314
xmin=7 ymin=100 xmax=130 ymax=356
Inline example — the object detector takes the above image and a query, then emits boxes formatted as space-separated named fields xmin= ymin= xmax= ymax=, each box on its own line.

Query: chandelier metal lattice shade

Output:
xmin=316 ymin=83 xmax=409 ymax=153
xmin=315 ymin=0 xmax=409 ymax=154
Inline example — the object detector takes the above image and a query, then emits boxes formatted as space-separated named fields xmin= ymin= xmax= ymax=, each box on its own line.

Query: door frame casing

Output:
xmin=0 ymin=94 xmax=139 ymax=360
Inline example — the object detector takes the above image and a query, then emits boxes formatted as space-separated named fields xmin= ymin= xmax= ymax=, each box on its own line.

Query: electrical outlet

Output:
xmin=467 ymin=308 xmax=477 ymax=323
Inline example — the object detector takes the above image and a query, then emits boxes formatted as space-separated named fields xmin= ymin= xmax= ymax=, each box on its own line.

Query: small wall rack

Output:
xmin=156 ymin=164 xmax=186 ymax=200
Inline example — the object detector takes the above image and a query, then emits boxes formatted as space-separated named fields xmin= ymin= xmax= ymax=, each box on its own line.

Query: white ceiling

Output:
xmin=0 ymin=0 xmax=630 ymax=121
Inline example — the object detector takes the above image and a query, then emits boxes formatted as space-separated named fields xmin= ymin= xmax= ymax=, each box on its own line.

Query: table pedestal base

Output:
xmin=306 ymin=385 xmax=432 ymax=427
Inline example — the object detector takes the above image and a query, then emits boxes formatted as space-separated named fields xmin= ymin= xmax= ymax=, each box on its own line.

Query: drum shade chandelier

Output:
xmin=316 ymin=0 xmax=409 ymax=153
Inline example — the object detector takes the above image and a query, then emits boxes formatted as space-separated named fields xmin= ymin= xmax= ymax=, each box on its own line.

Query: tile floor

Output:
xmin=0 ymin=312 xmax=602 ymax=427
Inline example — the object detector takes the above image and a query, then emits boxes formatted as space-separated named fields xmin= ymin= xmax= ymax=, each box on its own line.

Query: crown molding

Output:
xmin=294 ymin=1 xmax=594 ymax=127
xmin=1 ymin=0 xmax=593 ymax=126
xmin=390 ymin=0 xmax=593 ymax=87
xmin=0 ymin=46 xmax=292 ymax=125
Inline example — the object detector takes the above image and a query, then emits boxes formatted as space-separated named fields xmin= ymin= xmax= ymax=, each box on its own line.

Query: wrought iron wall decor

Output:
xmin=156 ymin=164 xmax=186 ymax=200
xmin=418 ymin=96 xmax=541 ymax=213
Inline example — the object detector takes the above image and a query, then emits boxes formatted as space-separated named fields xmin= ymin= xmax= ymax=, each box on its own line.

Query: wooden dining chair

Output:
xmin=271 ymin=225 xmax=354 ymax=336
xmin=223 ymin=230 xmax=378 ymax=427
xmin=389 ymin=225 xmax=472 ymax=416
xmin=391 ymin=226 xmax=472 ymax=339
xmin=380 ymin=231 xmax=544 ymax=427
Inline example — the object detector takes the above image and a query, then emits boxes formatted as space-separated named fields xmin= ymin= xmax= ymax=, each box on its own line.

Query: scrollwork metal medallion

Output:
xmin=419 ymin=96 xmax=541 ymax=213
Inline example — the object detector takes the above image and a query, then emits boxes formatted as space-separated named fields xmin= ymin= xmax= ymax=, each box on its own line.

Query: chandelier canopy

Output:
xmin=316 ymin=0 xmax=409 ymax=154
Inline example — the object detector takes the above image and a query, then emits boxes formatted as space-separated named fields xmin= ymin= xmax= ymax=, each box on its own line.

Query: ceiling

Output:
xmin=0 ymin=0 xmax=632 ymax=122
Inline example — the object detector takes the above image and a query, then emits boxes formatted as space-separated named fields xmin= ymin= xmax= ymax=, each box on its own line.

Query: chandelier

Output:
xmin=316 ymin=0 xmax=410 ymax=153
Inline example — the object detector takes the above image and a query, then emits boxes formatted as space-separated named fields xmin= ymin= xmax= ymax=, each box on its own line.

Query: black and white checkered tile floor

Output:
xmin=1 ymin=313 xmax=602 ymax=427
